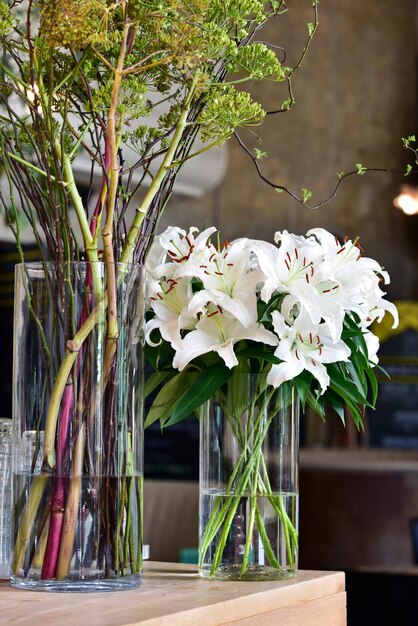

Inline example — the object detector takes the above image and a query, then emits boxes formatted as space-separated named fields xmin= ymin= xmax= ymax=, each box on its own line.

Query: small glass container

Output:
xmin=0 ymin=418 xmax=12 ymax=578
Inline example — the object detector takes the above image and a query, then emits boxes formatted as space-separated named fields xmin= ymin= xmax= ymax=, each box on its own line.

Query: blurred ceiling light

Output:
xmin=393 ymin=184 xmax=418 ymax=215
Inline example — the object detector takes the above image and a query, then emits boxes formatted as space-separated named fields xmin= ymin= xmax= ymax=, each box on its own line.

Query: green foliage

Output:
xmin=0 ymin=2 xmax=14 ymax=36
xmin=301 ymin=187 xmax=312 ymax=203
xmin=227 ymin=43 xmax=287 ymax=82
xmin=0 ymin=0 xmax=320 ymax=270
xmin=356 ymin=163 xmax=367 ymax=175
xmin=255 ymin=148 xmax=268 ymax=160
xmin=198 ymin=87 xmax=265 ymax=144
xmin=402 ymin=135 xmax=416 ymax=147
xmin=38 ymin=0 xmax=108 ymax=49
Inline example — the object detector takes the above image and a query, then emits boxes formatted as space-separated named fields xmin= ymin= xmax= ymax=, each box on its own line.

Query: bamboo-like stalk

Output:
xmin=41 ymin=72 xmax=200 ymax=470
xmin=12 ymin=476 xmax=47 ymax=574
xmin=40 ymin=384 xmax=74 ymax=579
xmin=55 ymin=422 xmax=86 ymax=579
xmin=102 ymin=22 xmax=131 ymax=382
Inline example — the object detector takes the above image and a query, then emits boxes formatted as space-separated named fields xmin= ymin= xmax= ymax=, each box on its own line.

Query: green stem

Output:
xmin=201 ymin=385 xmax=297 ymax=578
xmin=240 ymin=495 xmax=256 ymax=576
xmin=210 ymin=497 xmax=241 ymax=575
xmin=12 ymin=476 xmax=47 ymax=574
xmin=254 ymin=506 xmax=280 ymax=570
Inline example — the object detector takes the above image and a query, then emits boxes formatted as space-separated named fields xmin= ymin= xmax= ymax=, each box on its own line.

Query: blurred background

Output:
xmin=2 ymin=1 xmax=418 ymax=623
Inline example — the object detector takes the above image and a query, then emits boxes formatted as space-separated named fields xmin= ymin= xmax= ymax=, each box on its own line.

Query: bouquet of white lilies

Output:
xmin=144 ymin=225 xmax=398 ymax=429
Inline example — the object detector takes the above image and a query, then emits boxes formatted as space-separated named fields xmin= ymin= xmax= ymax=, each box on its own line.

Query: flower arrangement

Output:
xmin=145 ymin=225 xmax=398 ymax=426
xmin=145 ymin=225 xmax=398 ymax=579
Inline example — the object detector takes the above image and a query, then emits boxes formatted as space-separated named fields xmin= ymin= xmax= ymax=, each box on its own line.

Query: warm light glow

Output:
xmin=393 ymin=184 xmax=418 ymax=216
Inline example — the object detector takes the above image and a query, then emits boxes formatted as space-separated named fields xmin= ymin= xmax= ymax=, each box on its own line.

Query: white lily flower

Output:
xmin=185 ymin=238 xmax=262 ymax=327
xmin=249 ymin=232 xmax=325 ymax=325
xmin=172 ymin=309 xmax=278 ymax=371
xmin=267 ymin=307 xmax=351 ymax=393
xmin=146 ymin=226 xmax=217 ymax=280
xmin=145 ymin=277 xmax=196 ymax=350
xmin=307 ymin=227 xmax=399 ymax=329
xmin=363 ymin=330 xmax=380 ymax=365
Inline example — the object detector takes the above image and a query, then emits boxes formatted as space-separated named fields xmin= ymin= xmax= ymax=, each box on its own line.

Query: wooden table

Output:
xmin=0 ymin=562 xmax=346 ymax=625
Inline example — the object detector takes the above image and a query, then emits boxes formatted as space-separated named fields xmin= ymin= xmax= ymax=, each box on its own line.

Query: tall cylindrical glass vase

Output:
xmin=11 ymin=262 xmax=144 ymax=591
xmin=199 ymin=375 xmax=299 ymax=581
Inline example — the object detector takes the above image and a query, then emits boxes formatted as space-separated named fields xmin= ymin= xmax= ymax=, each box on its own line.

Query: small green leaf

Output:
xmin=405 ymin=164 xmax=413 ymax=176
xmin=307 ymin=22 xmax=315 ymax=36
xmin=167 ymin=364 xmax=233 ymax=426
xmin=402 ymin=135 xmax=416 ymax=147
xmin=255 ymin=148 xmax=267 ymax=159
xmin=356 ymin=163 xmax=367 ymax=175
xmin=301 ymin=187 xmax=312 ymax=203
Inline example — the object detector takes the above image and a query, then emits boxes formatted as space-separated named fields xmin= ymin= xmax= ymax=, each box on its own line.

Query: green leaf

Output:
xmin=144 ymin=370 xmax=198 ymax=428
xmin=306 ymin=390 xmax=326 ymax=420
xmin=366 ymin=366 xmax=378 ymax=407
xmin=259 ymin=293 xmax=284 ymax=323
xmin=324 ymin=388 xmax=346 ymax=424
xmin=294 ymin=371 xmax=313 ymax=410
xmin=226 ymin=360 xmax=250 ymax=418
xmin=343 ymin=397 xmax=365 ymax=431
xmin=236 ymin=346 xmax=281 ymax=364
xmin=328 ymin=364 xmax=372 ymax=407
xmin=144 ymin=370 xmax=173 ymax=399
xmin=301 ymin=187 xmax=312 ymax=203
xmin=166 ymin=364 xmax=233 ymax=427
xmin=345 ymin=360 xmax=367 ymax=399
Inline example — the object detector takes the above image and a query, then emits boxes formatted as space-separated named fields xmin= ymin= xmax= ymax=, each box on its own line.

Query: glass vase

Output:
xmin=11 ymin=262 xmax=144 ymax=592
xmin=0 ymin=418 xmax=12 ymax=579
xmin=199 ymin=374 xmax=299 ymax=581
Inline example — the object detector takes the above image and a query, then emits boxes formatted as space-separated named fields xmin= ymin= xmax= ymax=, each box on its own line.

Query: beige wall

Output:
xmin=160 ymin=0 xmax=418 ymax=298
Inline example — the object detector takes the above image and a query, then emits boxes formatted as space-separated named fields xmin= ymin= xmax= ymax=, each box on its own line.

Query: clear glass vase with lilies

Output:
xmin=145 ymin=225 xmax=398 ymax=580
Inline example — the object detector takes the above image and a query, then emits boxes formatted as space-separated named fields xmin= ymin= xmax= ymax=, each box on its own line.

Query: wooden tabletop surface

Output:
xmin=0 ymin=562 xmax=346 ymax=626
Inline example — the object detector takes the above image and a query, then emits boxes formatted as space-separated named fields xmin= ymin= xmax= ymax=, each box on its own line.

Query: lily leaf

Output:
xmin=144 ymin=370 xmax=198 ymax=428
xmin=226 ymin=359 xmax=250 ymax=419
xmin=236 ymin=346 xmax=281 ymax=364
xmin=324 ymin=388 xmax=346 ymax=424
xmin=144 ymin=370 xmax=173 ymax=399
xmin=328 ymin=364 xmax=372 ymax=407
xmin=167 ymin=364 xmax=233 ymax=426
xmin=294 ymin=371 xmax=313 ymax=410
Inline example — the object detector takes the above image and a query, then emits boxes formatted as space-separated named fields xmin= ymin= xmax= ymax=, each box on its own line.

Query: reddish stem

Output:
xmin=41 ymin=385 xmax=73 ymax=578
